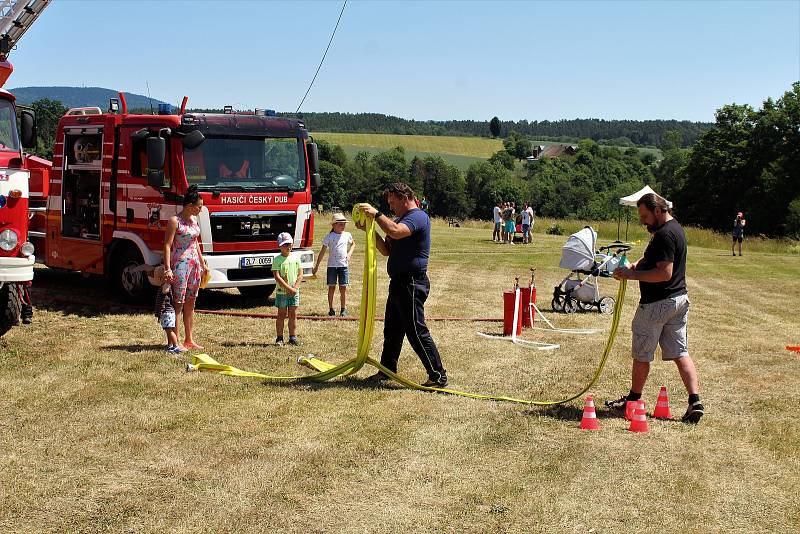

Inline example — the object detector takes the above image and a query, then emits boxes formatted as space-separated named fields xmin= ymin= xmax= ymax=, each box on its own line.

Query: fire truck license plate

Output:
xmin=241 ymin=256 xmax=273 ymax=268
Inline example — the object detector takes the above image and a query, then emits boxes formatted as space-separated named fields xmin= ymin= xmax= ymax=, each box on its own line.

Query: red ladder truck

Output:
xmin=28 ymin=95 xmax=320 ymax=302
xmin=0 ymin=0 xmax=50 ymax=336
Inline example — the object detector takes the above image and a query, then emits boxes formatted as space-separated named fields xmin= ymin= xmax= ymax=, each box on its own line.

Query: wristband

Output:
xmin=374 ymin=211 xmax=384 ymax=220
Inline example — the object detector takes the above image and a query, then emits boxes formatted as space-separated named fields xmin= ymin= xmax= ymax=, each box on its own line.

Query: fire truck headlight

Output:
xmin=300 ymin=252 xmax=313 ymax=263
xmin=20 ymin=241 xmax=34 ymax=256
xmin=0 ymin=195 xmax=6 ymax=208
xmin=0 ymin=228 xmax=18 ymax=251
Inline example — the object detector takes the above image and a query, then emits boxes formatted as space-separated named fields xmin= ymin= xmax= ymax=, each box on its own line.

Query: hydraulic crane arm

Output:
xmin=0 ymin=0 xmax=51 ymax=60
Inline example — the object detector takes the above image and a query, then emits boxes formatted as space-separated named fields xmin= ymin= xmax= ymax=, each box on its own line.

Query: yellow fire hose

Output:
xmin=190 ymin=205 xmax=628 ymax=406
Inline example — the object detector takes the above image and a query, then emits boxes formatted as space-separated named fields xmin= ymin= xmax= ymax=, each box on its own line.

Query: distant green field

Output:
xmin=335 ymin=144 xmax=484 ymax=171
xmin=314 ymin=132 xmax=662 ymax=166
xmin=314 ymin=132 xmax=503 ymax=158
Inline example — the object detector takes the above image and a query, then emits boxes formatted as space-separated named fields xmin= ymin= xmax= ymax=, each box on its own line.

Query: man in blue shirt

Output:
xmin=356 ymin=182 xmax=448 ymax=388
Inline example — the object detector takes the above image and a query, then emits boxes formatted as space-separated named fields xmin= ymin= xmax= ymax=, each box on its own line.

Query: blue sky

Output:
xmin=8 ymin=0 xmax=800 ymax=122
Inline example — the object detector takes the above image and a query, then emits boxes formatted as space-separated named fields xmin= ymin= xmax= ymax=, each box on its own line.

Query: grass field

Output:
xmin=314 ymin=132 xmax=663 ymax=165
xmin=314 ymin=132 xmax=504 ymax=158
xmin=336 ymin=144 xmax=484 ymax=171
xmin=2 ymin=218 xmax=799 ymax=532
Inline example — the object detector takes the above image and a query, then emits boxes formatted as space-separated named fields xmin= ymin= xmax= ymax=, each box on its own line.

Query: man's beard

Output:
xmin=645 ymin=223 xmax=658 ymax=233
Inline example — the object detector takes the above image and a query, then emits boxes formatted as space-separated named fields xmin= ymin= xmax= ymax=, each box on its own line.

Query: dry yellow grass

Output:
xmin=1 ymin=219 xmax=799 ymax=532
xmin=314 ymin=132 xmax=504 ymax=158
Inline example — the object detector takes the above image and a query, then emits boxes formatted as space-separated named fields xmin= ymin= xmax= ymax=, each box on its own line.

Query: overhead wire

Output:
xmin=295 ymin=0 xmax=348 ymax=114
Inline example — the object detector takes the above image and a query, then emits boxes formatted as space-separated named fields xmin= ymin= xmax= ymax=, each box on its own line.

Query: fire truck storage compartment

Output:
xmin=61 ymin=131 xmax=102 ymax=240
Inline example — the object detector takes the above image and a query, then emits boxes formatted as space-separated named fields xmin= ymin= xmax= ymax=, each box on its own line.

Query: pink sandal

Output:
xmin=183 ymin=341 xmax=204 ymax=350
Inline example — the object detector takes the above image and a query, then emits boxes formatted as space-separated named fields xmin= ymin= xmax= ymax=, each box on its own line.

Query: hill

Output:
xmin=8 ymin=86 xmax=170 ymax=110
xmin=314 ymin=132 xmax=502 ymax=158
xmin=313 ymin=132 xmax=661 ymax=171
xmin=10 ymin=87 xmax=710 ymax=147
xmin=288 ymin=112 xmax=711 ymax=148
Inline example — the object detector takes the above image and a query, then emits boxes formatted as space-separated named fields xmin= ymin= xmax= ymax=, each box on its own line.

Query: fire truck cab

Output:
xmin=0 ymin=84 xmax=37 ymax=334
xmin=28 ymin=96 xmax=320 ymax=301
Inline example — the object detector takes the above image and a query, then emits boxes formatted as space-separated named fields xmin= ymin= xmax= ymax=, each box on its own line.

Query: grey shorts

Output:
xmin=631 ymin=294 xmax=690 ymax=362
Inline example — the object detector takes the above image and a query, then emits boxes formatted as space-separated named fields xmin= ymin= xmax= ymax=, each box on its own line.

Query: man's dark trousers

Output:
xmin=380 ymin=273 xmax=447 ymax=383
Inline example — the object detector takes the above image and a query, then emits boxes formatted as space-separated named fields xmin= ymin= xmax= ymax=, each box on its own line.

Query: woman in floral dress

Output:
xmin=163 ymin=185 xmax=208 ymax=350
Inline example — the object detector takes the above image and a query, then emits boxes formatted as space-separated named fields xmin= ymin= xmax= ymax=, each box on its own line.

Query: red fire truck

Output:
xmin=27 ymin=95 xmax=320 ymax=302
xmin=0 ymin=0 xmax=50 ymax=336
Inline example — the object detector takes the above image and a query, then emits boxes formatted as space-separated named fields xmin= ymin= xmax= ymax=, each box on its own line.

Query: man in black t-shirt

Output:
xmin=608 ymin=193 xmax=704 ymax=424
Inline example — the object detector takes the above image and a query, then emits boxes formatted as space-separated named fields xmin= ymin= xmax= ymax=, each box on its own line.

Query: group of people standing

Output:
xmin=154 ymin=183 xmax=707 ymax=424
xmin=492 ymin=201 xmax=535 ymax=244
xmin=156 ymin=181 xmax=447 ymax=389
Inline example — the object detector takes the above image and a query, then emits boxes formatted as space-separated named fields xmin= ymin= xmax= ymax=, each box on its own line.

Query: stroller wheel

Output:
xmin=563 ymin=298 xmax=578 ymax=314
xmin=599 ymin=296 xmax=615 ymax=314
xmin=551 ymin=295 xmax=565 ymax=312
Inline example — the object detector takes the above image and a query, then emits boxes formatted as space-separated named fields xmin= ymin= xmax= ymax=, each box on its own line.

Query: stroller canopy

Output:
xmin=559 ymin=227 xmax=597 ymax=271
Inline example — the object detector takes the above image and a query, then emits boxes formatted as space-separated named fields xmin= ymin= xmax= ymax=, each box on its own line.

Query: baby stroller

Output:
xmin=551 ymin=227 xmax=631 ymax=314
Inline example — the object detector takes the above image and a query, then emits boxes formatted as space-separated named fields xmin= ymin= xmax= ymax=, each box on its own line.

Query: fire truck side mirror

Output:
xmin=307 ymin=142 xmax=319 ymax=174
xmin=146 ymin=136 xmax=166 ymax=188
xmin=182 ymin=130 xmax=205 ymax=150
xmin=20 ymin=109 xmax=37 ymax=149
xmin=312 ymin=172 xmax=321 ymax=190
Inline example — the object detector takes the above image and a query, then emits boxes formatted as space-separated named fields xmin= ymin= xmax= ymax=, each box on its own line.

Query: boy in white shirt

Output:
xmin=313 ymin=213 xmax=356 ymax=316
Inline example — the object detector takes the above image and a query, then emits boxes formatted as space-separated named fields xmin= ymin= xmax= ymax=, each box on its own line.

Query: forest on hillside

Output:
xmin=282 ymin=112 xmax=711 ymax=148
xmin=23 ymin=82 xmax=799 ymax=238
xmin=313 ymin=83 xmax=799 ymax=238
xmin=15 ymin=86 xmax=710 ymax=149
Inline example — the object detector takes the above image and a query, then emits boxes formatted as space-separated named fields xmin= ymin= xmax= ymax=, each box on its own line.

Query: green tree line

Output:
xmin=281 ymin=113 xmax=709 ymax=149
xmin=24 ymin=83 xmax=798 ymax=238
xmin=185 ymin=109 xmax=709 ymax=149
xmin=660 ymin=82 xmax=800 ymax=237
xmin=314 ymin=138 xmax=656 ymax=222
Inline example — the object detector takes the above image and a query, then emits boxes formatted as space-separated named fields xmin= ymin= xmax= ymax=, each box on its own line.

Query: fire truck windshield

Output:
xmin=0 ymin=100 xmax=21 ymax=152
xmin=184 ymin=136 xmax=306 ymax=191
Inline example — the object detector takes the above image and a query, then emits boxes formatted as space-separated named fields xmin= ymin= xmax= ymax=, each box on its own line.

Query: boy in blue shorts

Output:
xmin=313 ymin=212 xmax=356 ymax=316
xmin=273 ymin=232 xmax=303 ymax=346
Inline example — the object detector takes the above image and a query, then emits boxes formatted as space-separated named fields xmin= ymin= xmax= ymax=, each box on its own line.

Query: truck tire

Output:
xmin=0 ymin=284 xmax=22 ymax=337
xmin=237 ymin=285 xmax=275 ymax=300
xmin=112 ymin=246 xmax=154 ymax=303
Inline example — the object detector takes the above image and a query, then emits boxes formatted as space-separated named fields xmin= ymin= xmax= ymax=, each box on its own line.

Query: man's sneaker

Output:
xmin=340 ymin=308 xmax=348 ymax=317
xmin=421 ymin=378 xmax=448 ymax=389
xmin=288 ymin=336 xmax=300 ymax=346
xmin=365 ymin=371 xmax=390 ymax=382
xmin=604 ymin=395 xmax=631 ymax=410
xmin=328 ymin=308 xmax=336 ymax=316
xmin=681 ymin=401 xmax=705 ymax=424
xmin=275 ymin=336 xmax=285 ymax=346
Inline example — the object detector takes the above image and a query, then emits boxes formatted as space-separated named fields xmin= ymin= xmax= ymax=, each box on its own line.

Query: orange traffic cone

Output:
xmin=628 ymin=401 xmax=649 ymax=433
xmin=653 ymin=386 xmax=672 ymax=419
xmin=625 ymin=400 xmax=637 ymax=421
xmin=580 ymin=396 xmax=600 ymax=430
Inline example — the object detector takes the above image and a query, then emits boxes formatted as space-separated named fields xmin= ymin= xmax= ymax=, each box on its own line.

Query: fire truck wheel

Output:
xmin=0 ymin=284 xmax=22 ymax=337
xmin=112 ymin=246 xmax=155 ymax=303
xmin=237 ymin=285 xmax=275 ymax=299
